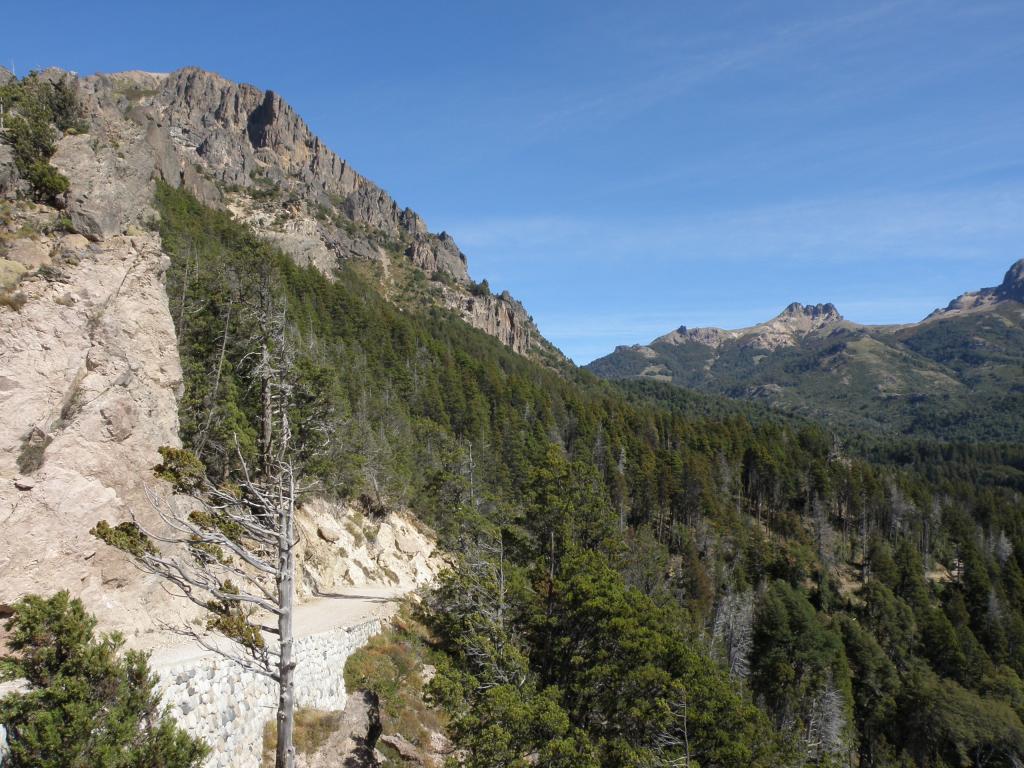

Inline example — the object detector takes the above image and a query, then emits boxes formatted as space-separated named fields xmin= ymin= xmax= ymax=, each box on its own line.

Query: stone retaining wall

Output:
xmin=156 ymin=618 xmax=384 ymax=768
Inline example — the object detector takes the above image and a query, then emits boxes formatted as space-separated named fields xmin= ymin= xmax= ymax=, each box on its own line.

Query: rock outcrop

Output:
xmin=648 ymin=301 xmax=846 ymax=354
xmin=60 ymin=67 xmax=556 ymax=359
xmin=84 ymin=68 xmax=467 ymax=275
xmin=445 ymin=288 xmax=541 ymax=357
xmin=296 ymin=499 xmax=444 ymax=597
xmin=294 ymin=692 xmax=382 ymax=768
xmin=930 ymin=257 xmax=1024 ymax=318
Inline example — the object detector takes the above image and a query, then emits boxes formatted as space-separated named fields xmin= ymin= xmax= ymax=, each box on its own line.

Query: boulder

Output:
xmin=317 ymin=521 xmax=342 ymax=543
xmin=5 ymin=238 xmax=51 ymax=269
xmin=380 ymin=733 xmax=421 ymax=763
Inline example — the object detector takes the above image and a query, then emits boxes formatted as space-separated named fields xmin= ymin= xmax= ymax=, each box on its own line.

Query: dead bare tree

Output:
xmin=802 ymin=675 xmax=848 ymax=764
xmin=647 ymin=685 xmax=694 ymax=768
xmin=712 ymin=587 xmax=755 ymax=680
xmin=130 ymin=442 xmax=299 ymax=768
xmin=94 ymin=299 xmax=309 ymax=768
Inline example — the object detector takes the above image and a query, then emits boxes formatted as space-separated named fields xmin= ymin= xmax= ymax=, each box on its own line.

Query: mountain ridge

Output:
xmin=588 ymin=258 xmax=1024 ymax=440
xmin=1 ymin=66 xmax=562 ymax=361
xmin=610 ymin=259 xmax=1023 ymax=360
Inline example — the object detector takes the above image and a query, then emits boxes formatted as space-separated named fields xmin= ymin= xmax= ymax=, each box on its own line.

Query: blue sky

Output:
xmin=6 ymin=1 xmax=1023 ymax=363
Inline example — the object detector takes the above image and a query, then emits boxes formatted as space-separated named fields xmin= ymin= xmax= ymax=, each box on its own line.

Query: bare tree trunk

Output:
xmin=260 ymin=341 xmax=273 ymax=472
xmin=275 ymin=467 xmax=296 ymax=768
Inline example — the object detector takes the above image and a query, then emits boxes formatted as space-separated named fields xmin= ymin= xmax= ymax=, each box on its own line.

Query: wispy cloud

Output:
xmin=509 ymin=1 xmax=913 ymax=141
xmin=453 ymin=181 xmax=1024 ymax=269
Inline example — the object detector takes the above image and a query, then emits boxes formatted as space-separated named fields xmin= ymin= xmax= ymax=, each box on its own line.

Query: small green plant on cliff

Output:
xmin=91 ymin=519 xmax=158 ymax=558
xmin=15 ymin=427 xmax=50 ymax=473
xmin=153 ymin=445 xmax=206 ymax=492
xmin=0 ymin=591 xmax=209 ymax=768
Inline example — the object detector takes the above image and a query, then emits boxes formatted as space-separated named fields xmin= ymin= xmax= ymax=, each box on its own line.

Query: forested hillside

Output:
xmin=157 ymin=182 xmax=1024 ymax=767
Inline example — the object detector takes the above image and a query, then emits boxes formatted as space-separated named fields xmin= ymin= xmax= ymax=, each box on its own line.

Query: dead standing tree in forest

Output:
xmin=94 ymin=301 xmax=308 ymax=768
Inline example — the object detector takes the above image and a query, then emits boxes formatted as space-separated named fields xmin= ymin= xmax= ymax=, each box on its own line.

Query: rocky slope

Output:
xmin=587 ymin=260 xmax=1024 ymax=440
xmin=66 ymin=67 xmax=556 ymax=359
xmin=0 ymin=207 xmax=191 ymax=635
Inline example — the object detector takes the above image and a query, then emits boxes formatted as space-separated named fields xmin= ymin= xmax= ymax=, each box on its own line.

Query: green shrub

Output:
xmin=90 ymin=519 xmax=157 ymax=558
xmin=153 ymin=445 xmax=206 ymax=491
xmin=24 ymin=159 xmax=69 ymax=204
xmin=0 ymin=591 xmax=209 ymax=768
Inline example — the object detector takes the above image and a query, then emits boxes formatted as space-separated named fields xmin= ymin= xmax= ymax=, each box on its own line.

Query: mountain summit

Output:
xmin=649 ymin=300 xmax=845 ymax=354
xmin=929 ymin=257 xmax=1024 ymax=317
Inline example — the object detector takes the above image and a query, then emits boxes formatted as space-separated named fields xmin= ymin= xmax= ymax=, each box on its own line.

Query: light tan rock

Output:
xmin=295 ymin=499 xmax=443 ymax=598
xmin=5 ymin=238 xmax=51 ymax=269
xmin=0 ymin=230 xmax=193 ymax=637
xmin=57 ymin=233 xmax=91 ymax=254
xmin=317 ymin=521 xmax=342 ymax=543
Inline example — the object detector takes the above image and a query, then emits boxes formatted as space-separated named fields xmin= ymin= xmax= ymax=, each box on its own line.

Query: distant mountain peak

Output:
xmin=928 ymin=258 xmax=1024 ymax=319
xmin=778 ymin=302 xmax=842 ymax=322
xmin=995 ymin=258 xmax=1024 ymax=302
xmin=648 ymin=301 xmax=844 ymax=352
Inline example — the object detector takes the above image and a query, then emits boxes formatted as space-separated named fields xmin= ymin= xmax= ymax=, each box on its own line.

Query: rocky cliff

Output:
xmin=0 ymin=203 xmax=191 ymax=635
xmin=60 ymin=67 xmax=556 ymax=359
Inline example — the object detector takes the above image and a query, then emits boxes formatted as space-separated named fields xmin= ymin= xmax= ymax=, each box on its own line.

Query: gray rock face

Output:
xmin=448 ymin=290 xmax=538 ymax=356
xmin=0 ymin=66 xmax=13 ymax=86
xmin=85 ymin=68 xmax=472 ymax=282
xmin=51 ymin=131 xmax=156 ymax=239
xmin=779 ymin=302 xmax=842 ymax=323
xmin=995 ymin=258 xmax=1024 ymax=303
xmin=407 ymin=231 xmax=468 ymax=277
xmin=931 ymin=258 xmax=1024 ymax=317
